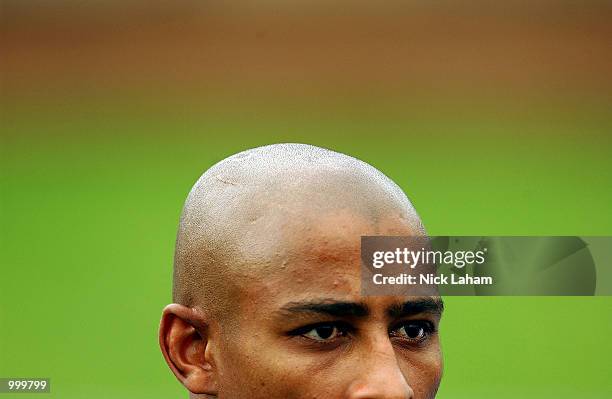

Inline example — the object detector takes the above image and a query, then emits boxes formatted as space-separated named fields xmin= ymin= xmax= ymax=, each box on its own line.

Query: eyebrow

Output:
xmin=279 ymin=300 xmax=369 ymax=318
xmin=387 ymin=298 xmax=444 ymax=318
xmin=278 ymin=297 xmax=444 ymax=319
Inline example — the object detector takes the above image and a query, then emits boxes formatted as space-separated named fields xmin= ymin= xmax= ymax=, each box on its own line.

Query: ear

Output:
xmin=159 ymin=304 xmax=218 ymax=395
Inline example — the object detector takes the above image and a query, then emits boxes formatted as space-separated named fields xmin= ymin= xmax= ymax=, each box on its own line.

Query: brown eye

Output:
xmin=302 ymin=324 xmax=344 ymax=341
xmin=391 ymin=321 xmax=433 ymax=342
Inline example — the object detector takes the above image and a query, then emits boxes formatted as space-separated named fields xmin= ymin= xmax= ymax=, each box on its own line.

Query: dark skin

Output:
xmin=159 ymin=144 xmax=443 ymax=398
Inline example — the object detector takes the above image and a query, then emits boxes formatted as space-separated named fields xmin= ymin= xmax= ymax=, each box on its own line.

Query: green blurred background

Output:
xmin=1 ymin=1 xmax=611 ymax=398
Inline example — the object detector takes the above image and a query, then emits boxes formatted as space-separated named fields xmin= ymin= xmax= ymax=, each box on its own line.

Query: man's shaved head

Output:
xmin=162 ymin=143 xmax=442 ymax=399
xmin=173 ymin=143 xmax=424 ymax=315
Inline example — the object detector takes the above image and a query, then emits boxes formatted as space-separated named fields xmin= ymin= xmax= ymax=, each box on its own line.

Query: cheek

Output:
xmin=214 ymin=329 xmax=342 ymax=399
xmin=400 ymin=348 xmax=443 ymax=398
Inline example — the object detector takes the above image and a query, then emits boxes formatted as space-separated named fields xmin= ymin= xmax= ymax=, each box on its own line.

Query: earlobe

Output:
xmin=159 ymin=304 xmax=218 ymax=395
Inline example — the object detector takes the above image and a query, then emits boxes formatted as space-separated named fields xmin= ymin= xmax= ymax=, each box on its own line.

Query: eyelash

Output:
xmin=289 ymin=322 xmax=354 ymax=340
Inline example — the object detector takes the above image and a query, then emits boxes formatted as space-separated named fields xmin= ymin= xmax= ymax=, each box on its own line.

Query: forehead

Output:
xmin=237 ymin=208 xmax=419 ymax=309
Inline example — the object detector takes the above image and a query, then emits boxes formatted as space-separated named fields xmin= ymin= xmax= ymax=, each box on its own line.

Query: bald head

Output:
xmin=173 ymin=143 xmax=424 ymax=315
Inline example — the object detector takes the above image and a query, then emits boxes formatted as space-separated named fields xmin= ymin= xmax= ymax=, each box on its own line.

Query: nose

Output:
xmin=345 ymin=337 xmax=413 ymax=399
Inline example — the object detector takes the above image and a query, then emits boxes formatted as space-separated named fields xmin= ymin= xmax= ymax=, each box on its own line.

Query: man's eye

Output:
xmin=301 ymin=324 xmax=347 ymax=341
xmin=391 ymin=321 xmax=433 ymax=342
